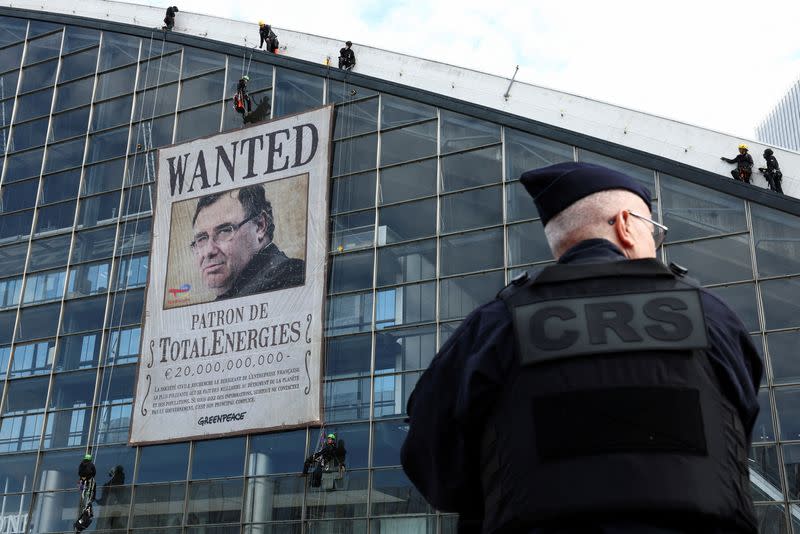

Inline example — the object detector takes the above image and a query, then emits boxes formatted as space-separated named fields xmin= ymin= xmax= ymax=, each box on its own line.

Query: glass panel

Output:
xmin=106 ymin=326 xmax=140 ymax=365
xmin=325 ymin=292 xmax=372 ymax=336
xmin=176 ymin=102 xmax=221 ymax=142
xmin=20 ymin=58 xmax=57 ymax=92
xmin=55 ymin=331 xmax=102 ymax=371
xmin=440 ymin=110 xmax=500 ymax=154
xmin=22 ymin=268 xmax=66 ymax=304
xmin=379 ymin=158 xmax=436 ymax=205
xmin=60 ymin=295 xmax=107 ymax=334
xmin=191 ymin=436 xmax=245 ymax=479
xmin=55 ymin=76 xmax=93 ymax=111
xmin=505 ymin=129 xmax=573 ymax=181
xmin=332 ymin=134 xmax=377 ymax=176
xmin=131 ymin=114 xmax=175 ymax=150
xmin=14 ymin=87 xmax=52 ymax=121
xmin=0 ymin=178 xmax=38 ymax=212
xmin=24 ymin=32 xmax=61 ymax=65
xmin=5 ymin=148 xmax=43 ymax=183
xmin=334 ymin=98 xmax=378 ymax=139
xmin=138 ymin=51 xmax=182 ymax=89
xmin=49 ymin=370 xmax=95 ymax=408
xmin=380 ymin=121 xmax=436 ymax=167
xmin=331 ymin=171 xmax=375 ymax=214
xmin=324 ymin=377 xmax=371 ymax=422
xmin=0 ymin=452 xmax=35 ymax=491
xmin=28 ymin=234 xmax=71 ymax=271
xmin=63 ymin=27 xmax=100 ymax=54
xmin=137 ymin=442 xmax=189 ymax=483
xmin=94 ymin=403 xmax=132 ymax=444
xmin=8 ymin=340 xmax=54 ymax=377
xmin=378 ymin=198 xmax=436 ymax=244
xmin=775 ymin=386 xmax=800 ymax=441
xmin=439 ymin=270 xmax=505 ymax=320
xmin=86 ymin=126 xmax=128 ymax=163
xmin=0 ymin=18 xmax=27 ymax=48
xmin=370 ymin=468 xmax=432 ymax=515
xmin=754 ymin=390 xmax=775 ymax=443
xmin=97 ymin=364 xmax=136 ymax=405
xmin=49 ymin=105 xmax=90 ymax=142
xmin=30 ymin=491 xmax=87 ymax=533
xmin=441 ymin=145 xmax=501 ymax=192
xmin=0 ymin=210 xmax=33 ymax=243
xmin=179 ymin=71 xmax=225 ymax=110
xmin=134 ymin=83 xmax=178 ymax=118
xmin=99 ymin=32 xmax=139 ymax=71
xmin=44 ymin=137 xmax=85 ymax=173
xmin=381 ymin=95 xmax=435 ymax=129
xmin=312 ymin=422 xmax=369 ymax=469
xmin=660 ymin=174 xmax=747 ymax=242
xmin=328 ymin=81 xmax=377 ymax=103
xmin=782 ymin=443 xmax=800 ymax=501
xmin=274 ymin=68 xmax=323 ymax=117
xmin=34 ymin=201 xmax=77 ymax=234
xmin=325 ymin=333 xmax=371 ymax=379
xmin=126 ymin=151 xmax=158 ymax=185
xmin=60 ymin=46 xmax=98 ymax=82
xmin=0 ymin=309 xmax=15 ymax=345
xmin=507 ymin=220 xmax=552 ymax=266
xmin=82 ymin=157 xmax=125 ymax=194
xmin=440 ymin=228 xmax=503 ymax=276
xmin=72 ymin=226 xmax=117 ymax=262
xmin=0 ymin=276 xmax=22 ymax=309
xmin=754 ymin=503 xmax=788 ymax=533
xmin=95 ymin=65 xmax=136 ymax=101
xmin=0 ymin=413 xmax=44 ymax=451
xmin=117 ymin=217 xmax=152 ymax=255
xmin=330 ymin=210 xmax=374 ymax=252
xmin=115 ymin=254 xmax=148 ymax=290
xmin=131 ymin=482 xmax=186 ymax=527
xmin=186 ymin=479 xmax=243 ymax=524
xmin=375 ymin=282 xmax=435 ymax=329
xmin=751 ymin=204 xmax=800 ymax=278
xmin=248 ymin=429 xmax=307 ymax=475
xmin=375 ymin=325 xmax=435 ymax=374
xmin=37 ymin=448 xmax=83 ymax=490
xmin=0 ymin=242 xmax=29 ymax=278
xmin=244 ymin=476 xmax=304 ymax=523
xmin=329 ymin=250 xmax=373 ymax=293
xmin=94 ymin=484 xmax=132 ymax=530
xmin=374 ymin=372 xmax=420 ymax=418
xmin=92 ymin=94 xmax=133 ymax=131
xmin=768 ymin=330 xmax=800 ymax=385
xmin=108 ymin=288 xmax=144 ymax=327
xmin=761 ymin=277 xmax=800 ymax=331
xmin=28 ymin=21 xmax=61 ymax=38
xmin=708 ymin=283 xmax=760 ymax=333
xmin=376 ymin=239 xmax=436 ymax=286
xmin=182 ymin=48 xmax=225 ymax=78
xmin=16 ymin=302 xmax=60 ymax=341
xmin=306 ymin=470 xmax=368 ymax=519
xmin=441 ymin=186 xmax=502 ymax=233
xmin=9 ymin=117 xmax=48 ymax=152
xmin=42 ymin=406 xmax=91 ymax=447
xmin=77 ymin=190 xmax=120 ymax=228
xmin=2 ymin=375 xmax=49 ymax=414
xmin=578 ymin=149 xmax=655 ymax=193
xmin=0 ymin=70 xmax=19 ymax=102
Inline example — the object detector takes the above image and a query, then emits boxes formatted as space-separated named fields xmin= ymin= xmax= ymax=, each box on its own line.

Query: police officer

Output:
xmin=758 ymin=148 xmax=783 ymax=194
xmin=401 ymin=162 xmax=762 ymax=533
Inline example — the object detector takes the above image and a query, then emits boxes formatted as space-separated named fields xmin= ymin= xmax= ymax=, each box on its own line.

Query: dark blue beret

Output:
xmin=520 ymin=162 xmax=652 ymax=226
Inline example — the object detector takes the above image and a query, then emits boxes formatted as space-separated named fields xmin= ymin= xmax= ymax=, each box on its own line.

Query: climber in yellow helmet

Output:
xmin=721 ymin=144 xmax=754 ymax=184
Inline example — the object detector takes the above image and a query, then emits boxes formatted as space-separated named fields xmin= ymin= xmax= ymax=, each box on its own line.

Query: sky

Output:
xmin=152 ymin=0 xmax=800 ymax=141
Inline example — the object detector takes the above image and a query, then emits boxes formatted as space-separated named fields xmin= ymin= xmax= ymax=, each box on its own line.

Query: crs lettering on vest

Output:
xmin=513 ymin=290 xmax=709 ymax=365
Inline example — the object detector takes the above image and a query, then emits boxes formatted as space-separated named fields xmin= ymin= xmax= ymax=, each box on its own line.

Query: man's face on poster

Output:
xmin=192 ymin=192 xmax=268 ymax=295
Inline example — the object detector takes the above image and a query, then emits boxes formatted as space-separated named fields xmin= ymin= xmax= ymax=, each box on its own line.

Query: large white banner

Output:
xmin=130 ymin=106 xmax=332 ymax=444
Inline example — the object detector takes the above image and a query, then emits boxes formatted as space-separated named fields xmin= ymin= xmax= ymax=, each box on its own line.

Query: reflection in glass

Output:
xmin=176 ymin=103 xmax=221 ymax=142
xmin=49 ymin=106 xmax=90 ymax=142
xmin=377 ymin=239 xmax=436 ymax=287
xmin=660 ymin=174 xmax=746 ymax=242
xmin=274 ymin=68 xmax=323 ymax=118
xmin=20 ymin=58 xmax=57 ymax=92
xmin=440 ymin=228 xmax=503 ymax=276
xmin=179 ymin=72 xmax=225 ymax=110
xmin=329 ymin=250 xmax=374 ymax=294
xmin=375 ymin=282 xmax=435 ymax=330
xmin=324 ymin=377 xmax=370 ymax=422
xmin=330 ymin=210 xmax=374 ymax=252
xmin=16 ymin=302 xmax=60 ymax=341
xmin=370 ymin=468 xmax=432 ymax=515
xmin=106 ymin=326 xmax=141 ymax=365
xmin=306 ymin=470 xmax=368 ymax=519
xmin=326 ymin=292 xmax=373 ymax=336
xmin=59 ymin=46 xmax=98 ymax=82
xmin=9 ymin=339 xmax=54 ymax=377
xmin=137 ymin=442 xmax=189 ymax=483
xmin=439 ymin=271 xmax=505 ymax=320
xmin=244 ymin=476 xmax=304 ymax=522
xmin=665 ymin=235 xmax=752 ymax=285
xmin=380 ymin=121 xmax=436 ymax=167
xmin=186 ymin=479 xmax=243 ymax=524
xmin=55 ymin=77 xmax=93 ymax=111
xmin=332 ymin=134 xmax=377 ymax=177
xmin=440 ymin=110 xmax=500 ymax=154
xmin=192 ymin=437 xmax=245 ymax=479
xmin=373 ymin=372 xmax=421 ymax=418
xmin=56 ymin=331 xmax=101 ymax=371
xmin=42 ymin=406 xmax=91 ymax=448
xmin=326 ymin=333 xmax=371 ymax=379
xmin=334 ymin=98 xmax=378 ymax=139
xmin=375 ymin=325 xmax=435 ymax=375
xmin=248 ymin=429 xmax=307 ymax=476
xmin=35 ymin=201 xmax=77 ymax=234
xmin=760 ymin=277 xmax=800 ymax=331
xmin=708 ymin=283 xmax=760 ymax=333
xmin=379 ymin=158 xmax=436 ymax=205
xmin=768 ymin=331 xmax=800 ymax=385
xmin=507 ymin=221 xmax=552 ymax=266
xmin=754 ymin=390 xmax=776 ymax=443
xmin=775 ymin=387 xmax=800 ymax=441
xmin=749 ymin=445 xmax=782 ymax=502
xmin=378 ymin=198 xmax=436 ymax=244
xmin=381 ymin=95 xmax=435 ymax=129
xmin=28 ymin=234 xmax=71 ymax=271
xmin=98 ymin=32 xmax=140 ymax=71
xmin=0 ymin=413 xmax=44 ymax=452
xmin=3 ymin=375 xmax=49 ymax=414
xmin=440 ymin=145 xmax=502 ymax=192
xmin=331 ymin=172 xmax=376 ymax=214
xmin=131 ymin=482 xmax=186 ymax=527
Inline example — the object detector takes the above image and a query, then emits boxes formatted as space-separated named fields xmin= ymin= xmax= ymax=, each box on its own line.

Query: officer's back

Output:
xmin=401 ymin=162 xmax=762 ymax=533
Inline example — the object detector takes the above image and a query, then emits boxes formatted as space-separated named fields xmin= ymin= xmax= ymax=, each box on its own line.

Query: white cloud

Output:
xmin=150 ymin=0 xmax=800 ymax=140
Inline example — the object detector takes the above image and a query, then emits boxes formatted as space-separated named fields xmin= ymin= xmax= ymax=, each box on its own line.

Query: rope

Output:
xmin=92 ymin=31 xmax=166 ymax=456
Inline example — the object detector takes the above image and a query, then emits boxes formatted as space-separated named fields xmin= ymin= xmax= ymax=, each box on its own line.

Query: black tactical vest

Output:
xmin=481 ymin=259 xmax=755 ymax=533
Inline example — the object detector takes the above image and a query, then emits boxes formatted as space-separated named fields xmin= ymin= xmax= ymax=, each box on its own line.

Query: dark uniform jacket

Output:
xmin=216 ymin=242 xmax=304 ymax=300
xmin=78 ymin=460 xmax=96 ymax=480
xmin=401 ymin=239 xmax=762 ymax=533
xmin=339 ymin=47 xmax=355 ymax=67
xmin=722 ymin=153 xmax=754 ymax=171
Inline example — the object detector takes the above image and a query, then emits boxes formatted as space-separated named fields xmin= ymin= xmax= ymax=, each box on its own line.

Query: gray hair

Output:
xmin=543 ymin=189 xmax=649 ymax=259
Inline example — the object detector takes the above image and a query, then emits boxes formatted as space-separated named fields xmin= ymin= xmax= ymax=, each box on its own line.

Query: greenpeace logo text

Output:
xmin=198 ymin=412 xmax=247 ymax=426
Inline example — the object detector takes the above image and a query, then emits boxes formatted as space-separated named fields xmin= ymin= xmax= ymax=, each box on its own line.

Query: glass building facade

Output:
xmin=0 ymin=9 xmax=798 ymax=534
xmin=757 ymin=77 xmax=800 ymax=152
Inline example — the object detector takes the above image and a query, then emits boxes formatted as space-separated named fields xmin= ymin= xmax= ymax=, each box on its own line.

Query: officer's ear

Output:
xmin=611 ymin=209 xmax=636 ymax=252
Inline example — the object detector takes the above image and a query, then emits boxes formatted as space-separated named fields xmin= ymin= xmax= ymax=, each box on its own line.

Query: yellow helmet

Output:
xmin=258 ymin=20 xmax=265 ymax=26
xmin=738 ymin=144 xmax=748 ymax=151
